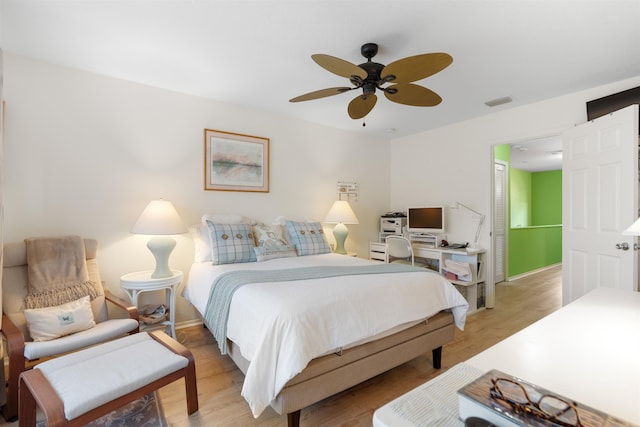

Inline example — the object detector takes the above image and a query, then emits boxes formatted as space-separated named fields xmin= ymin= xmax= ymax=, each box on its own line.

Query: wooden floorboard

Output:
xmin=159 ymin=265 xmax=562 ymax=427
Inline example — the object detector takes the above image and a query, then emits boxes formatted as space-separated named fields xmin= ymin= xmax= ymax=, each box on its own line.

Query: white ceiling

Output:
xmin=1 ymin=0 xmax=640 ymax=142
xmin=509 ymin=135 xmax=563 ymax=172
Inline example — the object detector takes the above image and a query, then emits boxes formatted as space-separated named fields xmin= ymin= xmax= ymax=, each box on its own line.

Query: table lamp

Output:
xmin=324 ymin=200 xmax=359 ymax=254
xmin=131 ymin=199 xmax=187 ymax=278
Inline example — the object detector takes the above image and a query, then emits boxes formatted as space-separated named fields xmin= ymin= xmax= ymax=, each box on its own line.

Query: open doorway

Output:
xmin=493 ymin=135 xmax=563 ymax=283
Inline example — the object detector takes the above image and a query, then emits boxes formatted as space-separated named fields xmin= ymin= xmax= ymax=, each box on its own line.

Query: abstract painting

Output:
xmin=204 ymin=129 xmax=269 ymax=192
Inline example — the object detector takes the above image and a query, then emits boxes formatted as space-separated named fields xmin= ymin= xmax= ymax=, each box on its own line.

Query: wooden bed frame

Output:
xmin=223 ymin=310 xmax=455 ymax=427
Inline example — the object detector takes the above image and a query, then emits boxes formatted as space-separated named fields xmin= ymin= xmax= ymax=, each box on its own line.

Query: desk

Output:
xmin=120 ymin=270 xmax=182 ymax=339
xmin=373 ymin=287 xmax=640 ymax=426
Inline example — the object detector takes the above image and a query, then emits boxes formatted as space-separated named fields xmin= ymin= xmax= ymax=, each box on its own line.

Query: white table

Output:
xmin=120 ymin=270 xmax=183 ymax=339
xmin=373 ymin=287 xmax=640 ymax=426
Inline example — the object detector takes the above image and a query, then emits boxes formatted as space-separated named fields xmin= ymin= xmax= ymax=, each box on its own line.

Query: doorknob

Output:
xmin=616 ymin=242 xmax=630 ymax=250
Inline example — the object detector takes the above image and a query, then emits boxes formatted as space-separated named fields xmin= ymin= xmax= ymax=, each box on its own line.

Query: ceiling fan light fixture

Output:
xmin=291 ymin=42 xmax=453 ymax=121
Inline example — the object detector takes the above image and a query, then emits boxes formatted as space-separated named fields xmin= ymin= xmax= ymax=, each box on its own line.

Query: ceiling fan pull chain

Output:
xmin=362 ymin=119 xmax=366 ymax=127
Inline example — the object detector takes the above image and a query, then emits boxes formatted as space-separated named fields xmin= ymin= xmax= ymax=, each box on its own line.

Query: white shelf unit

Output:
xmin=371 ymin=215 xmax=485 ymax=313
xmin=411 ymin=244 xmax=486 ymax=313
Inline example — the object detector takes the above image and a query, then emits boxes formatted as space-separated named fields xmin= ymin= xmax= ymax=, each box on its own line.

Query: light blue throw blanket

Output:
xmin=204 ymin=264 xmax=427 ymax=354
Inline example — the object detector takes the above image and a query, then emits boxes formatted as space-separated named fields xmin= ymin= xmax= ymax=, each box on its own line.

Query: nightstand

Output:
xmin=120 ymin=270 xmax=182 ymax=339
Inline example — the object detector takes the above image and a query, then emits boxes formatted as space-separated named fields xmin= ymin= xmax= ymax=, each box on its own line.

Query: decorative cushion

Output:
xmin=254 ymin=245 xmax=298 ymax=262
xmin=285 ymin=221 xmax=331 ymax=256
xmin=205 ymin=221 xmax=257 ymax=265
xmin=253 ymin=224 xmax=288 ymax=248
xmin=252 ymin=224 xmax=297 ymax=261
xmin=24 ymin=296 xmax=96 ymax=342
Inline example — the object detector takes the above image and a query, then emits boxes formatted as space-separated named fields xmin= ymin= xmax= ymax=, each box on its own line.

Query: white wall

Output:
xmin=390 ymin=74 xmax=640 ymax=294
xmin=2 ymin=54 xmax=391 ymax=324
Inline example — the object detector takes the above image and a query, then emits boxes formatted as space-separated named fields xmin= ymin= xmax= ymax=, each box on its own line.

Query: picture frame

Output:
xmin=204 ymin=129 xmax=270 ymax=192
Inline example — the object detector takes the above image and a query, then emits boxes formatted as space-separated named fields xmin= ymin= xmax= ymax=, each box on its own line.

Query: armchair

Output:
xmin=0 ymin=237 xmax=139 ymax=421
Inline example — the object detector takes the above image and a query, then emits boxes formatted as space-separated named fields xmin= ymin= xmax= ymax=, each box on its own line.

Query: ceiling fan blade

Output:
xmin=384 ymin=84 xmax=442 ymax=106
xmin=289 ymin=87 xmax=353 ymax=102
xmin=312 ymin=54 xmax=368 ymax=80
xmin=381 ymin=53 xmax=453 ymax=84
xmin=348 ymin=94 xmax=377 ymax=119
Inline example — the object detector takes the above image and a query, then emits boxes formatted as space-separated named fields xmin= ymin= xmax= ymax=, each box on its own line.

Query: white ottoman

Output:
xmin=18 ymin=331 xmax=198 ymax=426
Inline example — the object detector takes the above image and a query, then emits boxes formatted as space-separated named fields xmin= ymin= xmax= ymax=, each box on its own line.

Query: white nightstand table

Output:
xmin=120 ymin=270 xmax=183 ymax=339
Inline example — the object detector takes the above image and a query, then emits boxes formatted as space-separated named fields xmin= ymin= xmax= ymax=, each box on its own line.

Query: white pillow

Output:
xmin=24 ymin=296 xmax=96 ymax=342
xmin=190 ymin=224 xmax=212 ymax=263
xmin=272 ymin=215 xmax=314 ymax=226
xmin=201 ymin=213 xmax=256 ymax=226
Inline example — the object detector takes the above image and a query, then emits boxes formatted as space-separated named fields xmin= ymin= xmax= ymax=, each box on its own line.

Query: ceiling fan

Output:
xmin=289 ymin=42 xmax=453 ymax=120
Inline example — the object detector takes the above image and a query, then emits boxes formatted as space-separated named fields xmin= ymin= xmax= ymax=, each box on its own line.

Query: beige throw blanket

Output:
xmin=25 ymin=235 xmax=102 ymax=309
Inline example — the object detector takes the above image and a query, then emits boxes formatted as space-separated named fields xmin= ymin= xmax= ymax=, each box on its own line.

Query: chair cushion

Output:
xmin=35 ymin=332 xmax=188 ymax=421
xmin=23 ymin=318 xmax=139 ymax=360
xmin=23 ymin=296 xmax=96 ymax=342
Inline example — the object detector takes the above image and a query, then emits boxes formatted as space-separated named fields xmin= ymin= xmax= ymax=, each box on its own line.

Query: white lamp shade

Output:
xmin=324 ymin=200 xmax=359 ymax=225
xmin=623 ymin=217 xmax=640 ymax=236
xmin=131 ymin=200 xmax=187 ymax=235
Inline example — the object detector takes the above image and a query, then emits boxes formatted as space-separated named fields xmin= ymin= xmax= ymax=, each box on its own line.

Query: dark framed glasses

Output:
xmin=490 ymin=378 xmax=583 ymax=427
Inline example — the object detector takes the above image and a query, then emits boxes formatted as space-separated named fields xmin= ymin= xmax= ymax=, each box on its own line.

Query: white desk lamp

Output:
xmin=450 ymin=202 xmax=485 ymax=246
xmin=131 ymin=199 xmax=187 ymax=278
xmin=324 ymin=200 xmax=359 ymax=254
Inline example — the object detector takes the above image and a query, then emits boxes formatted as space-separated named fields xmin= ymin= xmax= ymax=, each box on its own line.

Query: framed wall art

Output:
xmin=204 ymin=129 xmax=270 ymax=192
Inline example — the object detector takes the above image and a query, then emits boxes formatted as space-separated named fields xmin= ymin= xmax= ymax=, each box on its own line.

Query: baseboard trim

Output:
xmin=506 ymin=263 xmax=561 ymax=282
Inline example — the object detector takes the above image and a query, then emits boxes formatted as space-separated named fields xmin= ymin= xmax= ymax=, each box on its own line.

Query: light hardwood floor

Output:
xmin=159 ymin=265 xmax=562 ymax=427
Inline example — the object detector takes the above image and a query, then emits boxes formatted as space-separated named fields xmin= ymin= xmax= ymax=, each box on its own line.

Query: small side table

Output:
xmin=120 ymin=270 xmax=183 ymax=339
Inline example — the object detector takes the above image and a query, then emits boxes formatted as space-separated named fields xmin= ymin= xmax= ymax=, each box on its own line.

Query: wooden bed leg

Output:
xmin=287 ymin=410 xmax=301 ymax=427
xmin=432 ymin=346 xmax=443 ymax=369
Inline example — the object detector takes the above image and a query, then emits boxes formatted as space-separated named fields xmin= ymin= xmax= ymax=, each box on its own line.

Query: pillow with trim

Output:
xmin=254 ymin=245 xmax=298 ymax=262
xmin=206 ymin=221 xmax=257 ymax=265
xmin=24 ymin=295 xmax=96 ymax=342
xmin=285 ymin=220 xmax=331 ymax=256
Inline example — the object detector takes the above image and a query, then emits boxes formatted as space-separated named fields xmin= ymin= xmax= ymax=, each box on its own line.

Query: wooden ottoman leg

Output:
xmin=184 ymin=358 xmax=199 ymax=415
xmin=149 ymin=331 xmax=199 ymax=414
xmin=19 ymin=369 xmax=67 ymax=427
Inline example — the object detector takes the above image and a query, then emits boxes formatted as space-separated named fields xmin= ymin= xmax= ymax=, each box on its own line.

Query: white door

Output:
xmin=562 ymin=104 xmax=639 ymax=305
xmin=494 ymin=161 xmax=507 ymax=283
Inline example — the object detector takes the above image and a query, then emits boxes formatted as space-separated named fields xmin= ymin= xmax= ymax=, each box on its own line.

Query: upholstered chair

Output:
xmin=0 ymin=237 xmax=139 ymax=421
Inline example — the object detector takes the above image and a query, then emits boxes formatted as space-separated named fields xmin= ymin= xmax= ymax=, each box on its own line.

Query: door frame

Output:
xmin=493 ymin=159 xmax=508 ymax=284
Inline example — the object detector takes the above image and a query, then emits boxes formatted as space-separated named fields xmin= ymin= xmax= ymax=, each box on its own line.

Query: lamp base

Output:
xmin=333 ymin=222 xmax=349 ymax=254
xmin=146 ymin=236 xmax=176 ymax=278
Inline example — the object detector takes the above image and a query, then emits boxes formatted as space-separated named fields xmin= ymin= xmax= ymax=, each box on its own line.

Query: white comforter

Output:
xmin=183 ymin=253 xmax=468 ymax=417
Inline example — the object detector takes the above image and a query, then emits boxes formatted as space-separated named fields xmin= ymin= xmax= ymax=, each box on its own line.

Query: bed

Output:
xmin=182 ymin=218 xmax=469 ymax=426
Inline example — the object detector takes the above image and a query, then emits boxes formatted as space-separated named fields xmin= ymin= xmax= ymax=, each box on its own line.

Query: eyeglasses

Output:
xmin=490 ymin=378 xmax=583 ymax=427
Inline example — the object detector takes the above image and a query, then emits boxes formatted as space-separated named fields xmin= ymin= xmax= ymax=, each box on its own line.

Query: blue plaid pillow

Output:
xmin=285 ymin=221 xmax=331 ymax=256
xmin=205 ymin=221 xmax=257 ymax=265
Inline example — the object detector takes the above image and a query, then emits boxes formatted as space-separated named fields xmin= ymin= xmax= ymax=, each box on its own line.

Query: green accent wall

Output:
xmin=495 ymin=144 xmax=562 ymax=279
xmin=510 ymin=168 xmax=532 ymax=227
xmin=532 ymin=170 xmax=562 ymax=225
xmin=509 ymin=167 xmax=562 ymax=277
